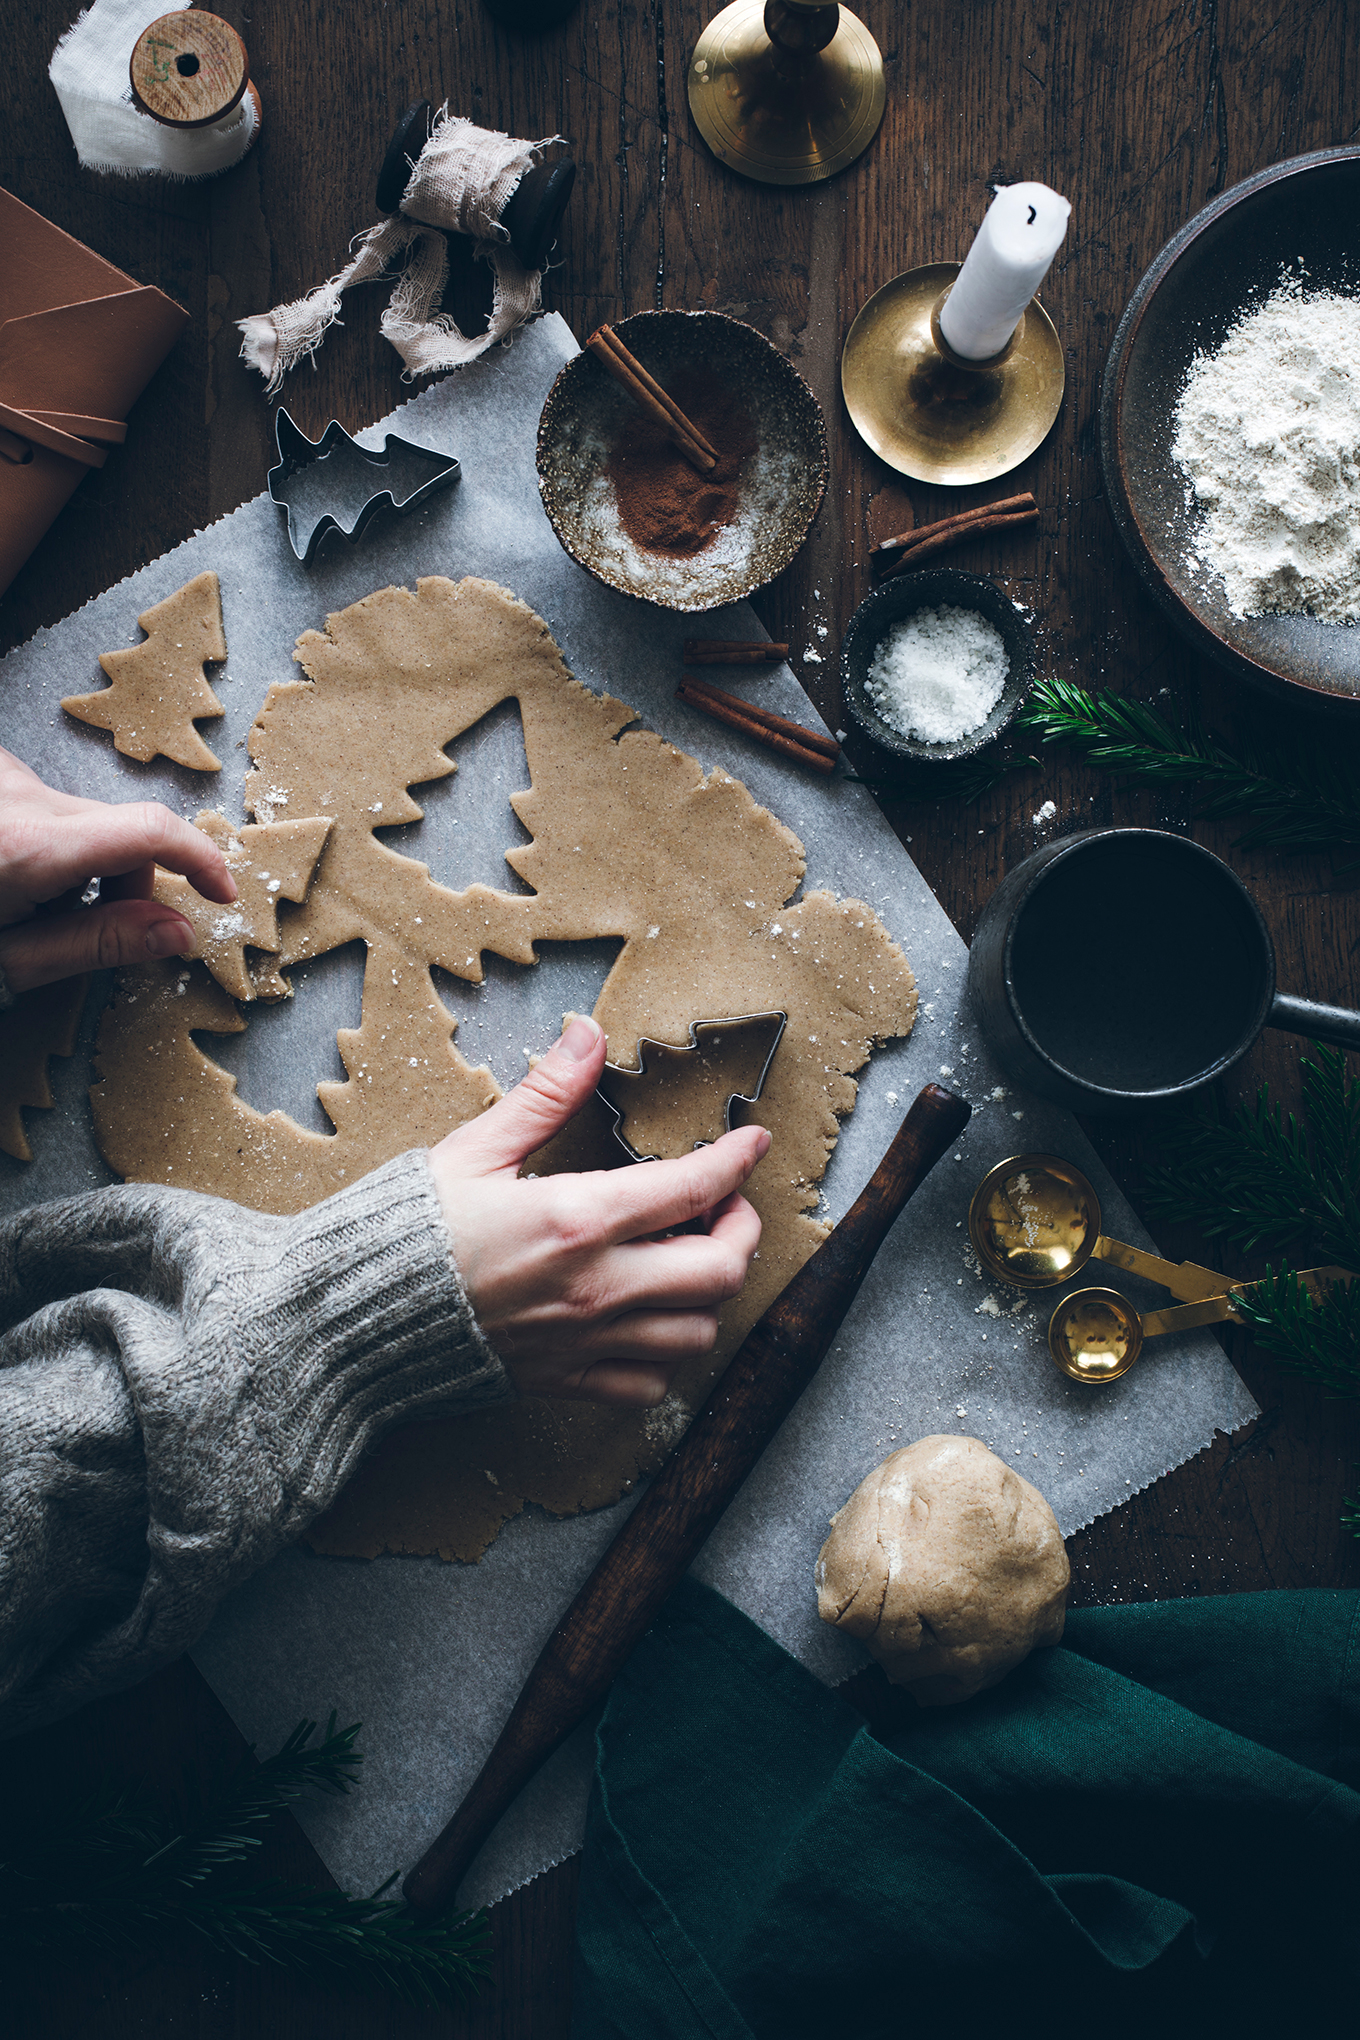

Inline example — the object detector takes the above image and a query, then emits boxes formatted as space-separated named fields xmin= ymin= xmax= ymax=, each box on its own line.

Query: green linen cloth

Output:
xmin=573 ymin=1580 xmax=1359 ymax=2038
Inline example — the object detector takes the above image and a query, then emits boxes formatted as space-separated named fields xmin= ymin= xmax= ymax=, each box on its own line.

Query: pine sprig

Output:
xmin=147 ymin=1714 xmax=364 ymax=1887
xmin=0 ymin=1716 xmax=490 ymax=2008
xmin=1138 ymin=1047 xmax=1360 ymax=1401
xmin=1016 ymin=676 xmax=1360 ymax=857
xmin=1139 ymin=1047 xmax=1360 ymax=1271
xmin=1235 ymin=1268 xmax=1360 ymax=1399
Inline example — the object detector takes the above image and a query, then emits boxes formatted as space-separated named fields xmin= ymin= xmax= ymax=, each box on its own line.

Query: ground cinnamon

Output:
xmin=605 ymin=373 xmax=758 ymax=558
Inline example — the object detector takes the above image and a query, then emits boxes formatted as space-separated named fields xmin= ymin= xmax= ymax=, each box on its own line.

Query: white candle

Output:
xmin=938 ymin=182 xmax=1070 ymax=362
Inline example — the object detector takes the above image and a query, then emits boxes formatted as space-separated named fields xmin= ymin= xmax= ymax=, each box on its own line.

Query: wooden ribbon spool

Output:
xmin=129 ymin=10 xmax=262 ymax=142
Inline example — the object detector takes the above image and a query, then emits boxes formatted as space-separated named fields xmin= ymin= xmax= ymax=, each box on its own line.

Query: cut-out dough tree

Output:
xmin=153 ymin=812 xmax=333 ymax=1001
xmin=92 ymin=577 xmax=916 ymax=1560
xmin=63 ymin=571 xmax=228 ymax=772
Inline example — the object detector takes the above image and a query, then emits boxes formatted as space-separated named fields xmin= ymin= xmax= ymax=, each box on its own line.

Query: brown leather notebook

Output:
xmin=0 ymin=188 xmax=189 ymax=597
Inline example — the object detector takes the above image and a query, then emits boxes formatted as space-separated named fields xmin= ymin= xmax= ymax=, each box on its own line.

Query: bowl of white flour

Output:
xmin=839 ymin=568 xmax=1033 ymax=771
xmin=1101 ymin=144 xmax=1360 ymax=712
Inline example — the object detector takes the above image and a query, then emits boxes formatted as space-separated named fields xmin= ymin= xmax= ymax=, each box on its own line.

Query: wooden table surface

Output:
xmin=6 ymin=1 xmax=1360 ymax=2031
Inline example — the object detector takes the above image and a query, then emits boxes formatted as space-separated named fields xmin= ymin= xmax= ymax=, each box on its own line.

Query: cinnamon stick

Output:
xmin=879 ymin=508 xmax=1039 ymax=577
xmin=587 ymin=325 xmax=717 ymax=472
xmin=680 ymin=673 xmax=841 ymax=760
xmin=682 ymin=640 xmax=791 ymax=665
xmin=676 ymin=679 xmax=838 ymax=776
xmin=596 ymin=328 xmax=720 ymax=461
xmin=871 ymin=493 xmax=1038 ymax=575
xmin=871 ymin=492 xmax=1035 ymax=554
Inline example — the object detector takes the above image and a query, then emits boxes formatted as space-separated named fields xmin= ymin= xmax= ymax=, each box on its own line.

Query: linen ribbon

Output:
xmin=49 ymin=0 xmax=260 ymax=182
xmin=238 ymin=110 xmax=562 ymax=391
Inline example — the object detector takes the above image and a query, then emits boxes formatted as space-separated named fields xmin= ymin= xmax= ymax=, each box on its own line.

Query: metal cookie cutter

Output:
xmin=968 ymin=1152 xmax=1354 ymax=1385
xmin=596 ymin=1012 xmax=786 ymax=1164
xmin=267 ymin=408 xmax=461 ymax=565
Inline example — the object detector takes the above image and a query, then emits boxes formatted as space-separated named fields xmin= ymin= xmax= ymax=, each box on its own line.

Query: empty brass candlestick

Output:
xmin=841 ymin=264 xmax=1066 ymax=486
xmin=688 ymin=0 xmax=886 ymax=186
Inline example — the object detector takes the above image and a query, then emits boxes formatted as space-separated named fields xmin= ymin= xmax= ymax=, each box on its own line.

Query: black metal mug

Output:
xmin=967 ymin=827 xmax=1360 ymax=1116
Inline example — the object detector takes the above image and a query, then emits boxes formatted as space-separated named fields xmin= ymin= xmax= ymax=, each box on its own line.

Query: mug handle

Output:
xmin=1268 ymin=993 xmax=1360 ymax=1053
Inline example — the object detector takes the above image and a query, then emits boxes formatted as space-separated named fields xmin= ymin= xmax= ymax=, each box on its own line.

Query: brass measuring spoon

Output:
xmin=967 ymin=1154 xmax=1349 ymax=1384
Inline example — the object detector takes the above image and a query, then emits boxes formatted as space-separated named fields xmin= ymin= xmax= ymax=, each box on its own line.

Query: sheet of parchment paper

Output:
xmin=0 ymin=313 xmax=1258 ymax=1909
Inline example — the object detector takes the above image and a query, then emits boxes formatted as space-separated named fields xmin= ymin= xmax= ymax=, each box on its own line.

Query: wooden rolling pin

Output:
xmin=403 ymin=1081 xmax=971 ymax=1916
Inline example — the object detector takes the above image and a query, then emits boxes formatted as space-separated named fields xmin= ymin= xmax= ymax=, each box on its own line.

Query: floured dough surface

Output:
xmin=63 ymin=572 xmax=228 ymax=772
xmin=91 ymin=576 xmax=916 ymax=1559
xmin=0 ymin=976 xmax=88 ymax=1162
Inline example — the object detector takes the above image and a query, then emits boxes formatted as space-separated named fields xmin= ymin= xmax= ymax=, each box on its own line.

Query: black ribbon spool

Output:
xmin=376 ymin=100 xmax=576 ymax=274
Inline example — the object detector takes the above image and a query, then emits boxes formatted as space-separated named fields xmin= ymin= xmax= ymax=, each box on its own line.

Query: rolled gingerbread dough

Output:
xmin=91 ymin=576 xmax=916 ymax=1560
xmin=152 ymin=812 xmax=333 ymax=1002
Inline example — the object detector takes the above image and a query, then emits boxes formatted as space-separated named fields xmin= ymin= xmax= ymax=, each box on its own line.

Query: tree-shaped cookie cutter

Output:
xmin=596 ymin=1011 xmax=786 ymax=1163
xmin=267 ymin=408 xmax=461 ymax=565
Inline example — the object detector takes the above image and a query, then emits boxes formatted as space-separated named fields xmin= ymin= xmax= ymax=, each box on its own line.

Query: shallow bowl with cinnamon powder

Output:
xmin=537 ymin=310 xmax=828 ymax=612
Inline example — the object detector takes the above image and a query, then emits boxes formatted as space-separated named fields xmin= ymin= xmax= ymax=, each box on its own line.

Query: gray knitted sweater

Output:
xmin=0 ymin=1149 xmax=509 ymax=1738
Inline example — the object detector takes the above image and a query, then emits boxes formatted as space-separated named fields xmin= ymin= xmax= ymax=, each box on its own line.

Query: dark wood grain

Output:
xmin=5 ymin=0 xmax=1360 ymax=2031
xmin=404 ymin=1083 xmax=970 ymax=1914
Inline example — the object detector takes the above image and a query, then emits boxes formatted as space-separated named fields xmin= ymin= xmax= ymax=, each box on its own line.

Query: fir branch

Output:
xmin=1139 ymin=1047 xmax=1360 ymax=1271
xmin=0 ymin=1717 xmax=490 ymax=2008
xmin=1139 ymin=1048 xmax=1360 ymax=1403
xmin=1342 ymin=1475 xmax=1360 ymax=1541
xmin=1234 ymin=1268 xmax=1360 ymax=1400
xmin=146 ymin=1713 xmax=363 ymax=1886
xmin=1016 ymin=676 xmax=1360 ymax=857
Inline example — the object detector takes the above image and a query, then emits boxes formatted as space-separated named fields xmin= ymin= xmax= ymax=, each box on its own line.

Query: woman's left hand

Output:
xmin=0 ymin=746 xmax=236 ymax=996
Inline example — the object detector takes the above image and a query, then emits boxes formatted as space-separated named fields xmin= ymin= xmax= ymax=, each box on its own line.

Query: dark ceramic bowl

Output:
xmin=840 ymin=568 xmax=1034 ymax=770
xmin=537 ymin=310 xmax=827 ymax=613
xmin=1100 ymin=146 xmax=1360 ymax=716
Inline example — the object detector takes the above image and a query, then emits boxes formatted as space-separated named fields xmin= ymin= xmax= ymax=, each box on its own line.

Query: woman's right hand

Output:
xmin=428 ymin=1015 xmax=768 ymax=1407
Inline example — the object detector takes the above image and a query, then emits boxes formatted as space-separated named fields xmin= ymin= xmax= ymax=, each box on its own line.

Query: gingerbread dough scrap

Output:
xmin=63 ymin=571 xmax=228 ymax=772
xmin=91 ymin=576 xmax=916 ymax=1561
xmin=153 ymin=812 xmax=333 ymax=1001
xmin=0 ymin=976 xmax=89 ymax=1162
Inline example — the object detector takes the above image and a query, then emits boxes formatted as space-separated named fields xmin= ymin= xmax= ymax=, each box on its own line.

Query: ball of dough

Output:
xmin=814 ymin=1435 xmax=1069 ymax=1705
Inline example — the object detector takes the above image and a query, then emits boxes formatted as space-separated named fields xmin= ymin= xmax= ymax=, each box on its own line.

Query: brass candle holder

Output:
xmin=841 ymin=263 xmax=1066 ymax=485
xmin=688 ymin=0 xmax=886 ymax=186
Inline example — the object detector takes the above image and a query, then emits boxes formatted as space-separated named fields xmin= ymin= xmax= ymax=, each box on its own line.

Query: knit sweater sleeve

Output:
xmin=0 ymin=1150 xmax=509 ymax=1737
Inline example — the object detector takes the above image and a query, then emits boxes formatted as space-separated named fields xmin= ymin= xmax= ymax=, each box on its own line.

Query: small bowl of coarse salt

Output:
xmin=839 ymin=568 xmax=1033 ymax=771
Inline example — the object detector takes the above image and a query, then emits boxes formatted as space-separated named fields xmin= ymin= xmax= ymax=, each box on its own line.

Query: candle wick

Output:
xmin=1027 ymin=205 xmax=1036 ymax=224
